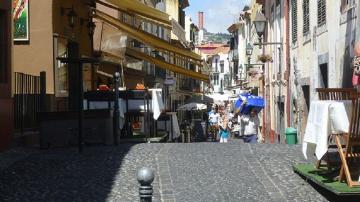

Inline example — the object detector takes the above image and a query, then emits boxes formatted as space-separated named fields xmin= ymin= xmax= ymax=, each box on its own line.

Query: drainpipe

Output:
xmin=285 ymin=0 xmax=291 ymax=129
xmin=278 ymin=46 xmax=282 ymax=144
xmin=294 ymin=59 xmax=302 ymax=144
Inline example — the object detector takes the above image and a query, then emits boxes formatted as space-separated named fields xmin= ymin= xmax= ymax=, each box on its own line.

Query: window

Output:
xmin=341 ymin=0 xmax=356 ymax=13
xmin=220 ymin=79 xmax=223 ymax=92
xmin=291 ymin=0 xmax=298 ymax=43
xmin=54 ymin=37 xmax=69 ymax=97
xmin=220 ymin=61 xmax=224 ymax=73
xmin=317 ymin=0 xmax=326 ymax=27
xmin=302 ymin=85 xmax=310 ymax=112
xmin=213 ymin=74 xmax=219 ymax=85
xmin=234 ymin=30 xmax=239 ymax=46
xmin=215 ymin=59 xmax=218 ymax=72
xmin=303 ymin=0 xmax=310 ymax=35
xmin=0 ymin=10 xmax=8 ymax=83
xmin=224 ymin=74 xmax=230 ymax=87
xmin=230 ymin=37 xmax=235 ymax=50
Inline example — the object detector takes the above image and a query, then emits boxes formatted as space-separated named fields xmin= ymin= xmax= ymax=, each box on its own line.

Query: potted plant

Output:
xmin=257 ymin=54 xmax=273 ymax=63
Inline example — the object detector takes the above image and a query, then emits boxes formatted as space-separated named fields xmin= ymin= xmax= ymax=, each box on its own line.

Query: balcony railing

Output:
xmin=178 ymin=77 xmax=200 ymax=92
xmin=171 ymin=19 xmax=186 ymax=44
xmin=155 ymin=67 xmax=166 ymax=79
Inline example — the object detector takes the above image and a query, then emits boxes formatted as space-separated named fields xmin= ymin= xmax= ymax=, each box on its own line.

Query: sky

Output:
xmin=185 ymin=0 xmax=250 ymax=33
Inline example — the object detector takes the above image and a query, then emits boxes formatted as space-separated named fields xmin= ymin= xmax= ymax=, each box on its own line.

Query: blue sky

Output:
xmin=185 ymin=0 xmax=250 ymax=33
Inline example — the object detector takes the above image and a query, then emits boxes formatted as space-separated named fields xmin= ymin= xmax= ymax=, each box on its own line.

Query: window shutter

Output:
xmin=230 ymin=37 xmax=235 ymax=50
xmin=291 ymin=0 xmax=298 ymax=43
xmin=317 ymin=0 xmax=326 ymax=26
xmin=303 ymin=0 xmax=310 ymax=35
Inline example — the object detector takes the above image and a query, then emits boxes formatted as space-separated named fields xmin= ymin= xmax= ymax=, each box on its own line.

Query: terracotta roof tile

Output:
xmin=196 ymin=43 xmax=225 ymax=48
xmin=208 ymin=46 xmax=230 ymax=55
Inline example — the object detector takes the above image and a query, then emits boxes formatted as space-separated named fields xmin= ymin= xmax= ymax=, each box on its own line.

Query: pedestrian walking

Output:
xmin=208 ymin=105 xmax=220 ymax=141
xmin=219 ymin=112 xmax=230 ymax=143
xmin=240 ymin=108 xmax=260 ymax=144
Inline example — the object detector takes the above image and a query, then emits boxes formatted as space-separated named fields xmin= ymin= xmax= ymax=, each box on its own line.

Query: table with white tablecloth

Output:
xmin=84 ymin=89 xmax=165 ymax=130
xmin=302 ymin=100 xmax=352 ymax=160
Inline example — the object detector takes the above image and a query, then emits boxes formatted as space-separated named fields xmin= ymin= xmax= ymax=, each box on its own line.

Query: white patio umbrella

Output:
xmin=177 ymin=103 xmax=207 ymax=111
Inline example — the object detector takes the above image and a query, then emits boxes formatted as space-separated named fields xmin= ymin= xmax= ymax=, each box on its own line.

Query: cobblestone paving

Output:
xmin=0 ymin=144 xmax=164 ymax=202
xmin=159 ymin=140 xmax=329 ymax=202
xmin=0 ymin=141 xmax=357 ymax=201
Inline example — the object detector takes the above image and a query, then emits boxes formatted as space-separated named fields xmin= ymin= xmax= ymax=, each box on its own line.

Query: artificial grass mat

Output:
xmin=293 ymin=164 xmax=360 ymax=195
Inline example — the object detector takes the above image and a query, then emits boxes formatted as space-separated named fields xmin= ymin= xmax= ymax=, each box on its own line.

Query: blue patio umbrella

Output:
xmin=234 ymin=93 xmax=265 ymax=115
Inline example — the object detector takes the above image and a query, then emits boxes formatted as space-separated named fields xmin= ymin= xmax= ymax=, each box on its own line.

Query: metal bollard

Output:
xmin=137 ymin=167 xmax=155 ymax=202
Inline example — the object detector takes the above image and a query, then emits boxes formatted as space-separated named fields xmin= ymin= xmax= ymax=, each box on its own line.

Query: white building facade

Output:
xmin=289 ymin=0 xmax=360 ymax=138
xmin=210 ymin=51 xmax=231 ymax=93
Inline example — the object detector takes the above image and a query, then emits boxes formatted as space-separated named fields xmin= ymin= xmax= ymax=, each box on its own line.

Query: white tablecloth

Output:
xmin=151 ymin=90 xmax=164 ymax=120
xmin=166 ymin=112 xmax=181 ymax=140
xmin=302 ymin=100 xmax=352 ymax=160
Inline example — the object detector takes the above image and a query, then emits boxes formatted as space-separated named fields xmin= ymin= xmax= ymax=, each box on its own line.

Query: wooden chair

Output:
xmin=335 ymin=92 xmax=360 ymax=187
xmin=315 ymin=88 xmax=357 ymax=169
xmin=316 ymin=88 xmax=356 ymax=100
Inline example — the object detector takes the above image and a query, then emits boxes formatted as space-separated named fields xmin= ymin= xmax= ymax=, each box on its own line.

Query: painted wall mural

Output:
xmin=13 ymin=0 xmax=29 ymax=41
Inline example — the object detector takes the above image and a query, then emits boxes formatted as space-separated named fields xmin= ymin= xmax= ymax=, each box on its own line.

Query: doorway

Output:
xmin=67 ymin=41 xmax=80 ymax=110
xmin=277 ymin=99 xmax=285 ymax=143
xmin=302 ymin=85 xmax=310 ymax=112
xmin=0 ymin=1 xmax=13 ymax=151
xmin=319 ymin=63 xmax=328 ymax=88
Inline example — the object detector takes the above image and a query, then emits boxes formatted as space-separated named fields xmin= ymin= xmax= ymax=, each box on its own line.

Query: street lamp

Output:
xmin=246 ymin=43 xmax=253 ymax=65
xmin=61 ymin=6 xmax=78 ymax=29
xmin=253 ymin=12 xmax=267 ymax=49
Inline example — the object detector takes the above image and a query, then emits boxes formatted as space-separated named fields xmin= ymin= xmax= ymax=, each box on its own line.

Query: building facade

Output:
xmin=289 ymin=0 xmax=360 ymax=141
xmin=0 ymin=0 xmax=207 ymax=151
xmin=9 ymin=0 xmax=93 ymax=146
xmin=259 ymin=0 xmax=291 ymax=143
xmin=209 ymin=46 xmax=231 ymax=94
xmin=226 ymin=0 xmax=291 ymax=143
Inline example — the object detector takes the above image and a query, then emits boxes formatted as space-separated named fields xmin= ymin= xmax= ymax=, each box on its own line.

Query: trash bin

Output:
xmin=285 ymin=127 xmax=297 ymax=145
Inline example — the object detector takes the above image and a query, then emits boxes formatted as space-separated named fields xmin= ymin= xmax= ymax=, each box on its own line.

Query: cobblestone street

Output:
xmin=0 ymin=140 xmax=357 ymax=201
